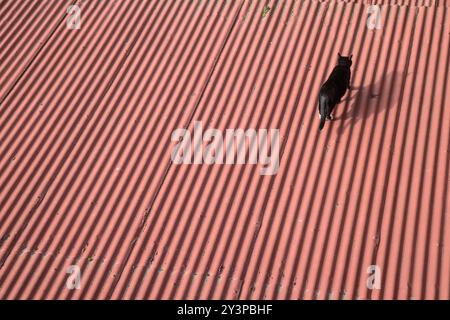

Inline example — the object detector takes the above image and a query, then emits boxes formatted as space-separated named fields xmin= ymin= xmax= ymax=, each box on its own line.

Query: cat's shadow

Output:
xmin=334 ymin=71 xmax=403 ymax=133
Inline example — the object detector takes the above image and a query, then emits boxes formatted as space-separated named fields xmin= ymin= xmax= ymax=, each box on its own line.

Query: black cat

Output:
xmin=318 ymin=53 xmax=352 ymax=131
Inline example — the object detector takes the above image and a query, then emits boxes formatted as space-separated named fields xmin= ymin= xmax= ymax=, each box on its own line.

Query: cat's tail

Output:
xmin=319 ymin=115 xmax=326 ymax=131
xmin=318 ymin=93 xmax=328 ymax=131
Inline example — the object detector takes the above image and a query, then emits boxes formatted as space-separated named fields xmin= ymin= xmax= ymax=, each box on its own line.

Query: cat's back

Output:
xmin=329 ymin=65 xmax=350 ymax=82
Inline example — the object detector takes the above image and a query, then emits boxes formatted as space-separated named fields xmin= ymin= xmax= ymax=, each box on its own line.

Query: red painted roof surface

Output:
xmin=0 ymin=0 xmax=449 ymax=300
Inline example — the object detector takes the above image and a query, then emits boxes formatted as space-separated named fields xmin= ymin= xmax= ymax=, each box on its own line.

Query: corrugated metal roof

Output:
xmin=0 ymin=0 xmax=449 ymax=300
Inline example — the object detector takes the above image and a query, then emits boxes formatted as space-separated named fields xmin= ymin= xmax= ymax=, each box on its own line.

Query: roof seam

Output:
xmin=0 ymin=0 xmax=153 ymax=272
xmin=106 ymin=0 xmax=247 ymax=299
xmin=0 ymin=0 xmax=78 ymax=106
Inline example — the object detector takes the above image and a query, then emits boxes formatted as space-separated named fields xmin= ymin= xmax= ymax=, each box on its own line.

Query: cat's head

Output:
xmin=338 ymin=53 xmax=353 ymax=67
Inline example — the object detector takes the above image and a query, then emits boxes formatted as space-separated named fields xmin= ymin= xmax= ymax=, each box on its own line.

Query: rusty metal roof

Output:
xmin=0 ymin=0 xmax=449 ymax=299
